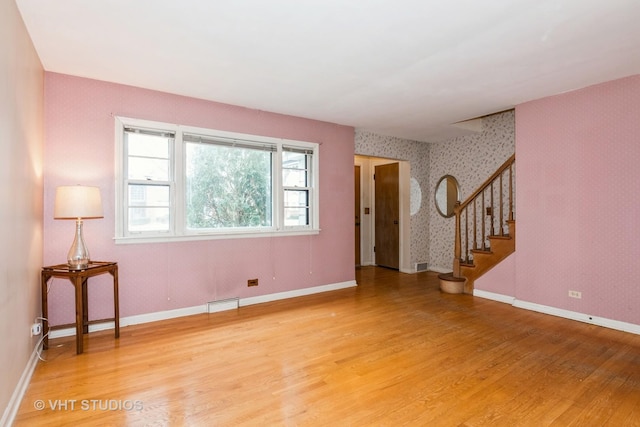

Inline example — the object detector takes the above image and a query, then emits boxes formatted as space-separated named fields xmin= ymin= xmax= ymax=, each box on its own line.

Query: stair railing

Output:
xmin=452 ymin=154 xmax=515 ymax=278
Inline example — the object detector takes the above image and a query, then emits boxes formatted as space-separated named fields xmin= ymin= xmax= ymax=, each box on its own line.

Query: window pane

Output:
xmin=128 ymin=207 xmax=170 ymax=232
xmin=283 ymin=151 xmax=307 ymax=169
xmin=285 ymin=189 xmax=309 ymax=226
xmin=283 ymin=169 xmax=307 ymax=187
xmin=284 ymin=189 xmax=309 ymax=207
xmin=185 ymin=142 xmax=273 ymax=229
xmin=284 ymin=207 xmax=309 ymax=226
xmin=128 ymin=185 xmax=170 ymax=207
xmin=126 ymin=131 xmax=171 ymax=180
xmin=128 ymin=157 xmax=170 ymax=181
xmin=127 ymin=133 xmax=169 ymax=158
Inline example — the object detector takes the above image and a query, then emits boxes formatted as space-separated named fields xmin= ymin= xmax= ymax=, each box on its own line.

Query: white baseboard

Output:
xmin=49 ymin=279 xmax=358 ymax=339
xmin=473 ymin=289 xmax=516 ymax=305
xmin=1 ymin=340 xmax=42 ymax=427
xmin=240 ymin=280 xmax=356 ymax=307
xmin=49 ymin=304 xmax=206 ymax=339
xmin=513 ymin=299 xmax=640 ymax=335
xmin=428 ymin=266 xmax=452 ymax=274
xmin=473 ymin=290 xmax=640 ymax=335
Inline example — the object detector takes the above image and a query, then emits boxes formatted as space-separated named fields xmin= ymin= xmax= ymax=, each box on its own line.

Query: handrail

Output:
xmin=457 ymin=153 xmax=515 ymax=212
xmin=453 ymin=154 xmax=515 ymax=278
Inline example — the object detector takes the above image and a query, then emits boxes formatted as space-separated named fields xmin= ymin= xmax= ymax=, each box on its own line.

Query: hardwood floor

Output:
xmin=15 ymin=267 xmax=640 ymax=426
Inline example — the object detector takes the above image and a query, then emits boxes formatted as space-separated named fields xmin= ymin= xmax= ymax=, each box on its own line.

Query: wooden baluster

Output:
xmin=481 ymin=191 xmax=486 ymax=250
xmin=499 ymin=172 xmax=504 ymax=235
xmin=509 ymin=164 xmax=514 ymax=221
xmin=490 ymin=182 xmax=495 ymax=236
xmin=453 ymin=202 xmax=461 ymax=278
xmin=447 ymin=155 xmax=515 ymax=277
xmin=473 ymin=198 xmax=477 ymax=251
xmin=464 ymin=207 xmax=469 ymax=263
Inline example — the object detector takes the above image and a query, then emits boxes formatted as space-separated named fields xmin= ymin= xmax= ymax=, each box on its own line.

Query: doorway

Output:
xmin=354 ymin=155 xmax=411 ymax=273
xmin=374 ymin=162 xmax=399 ymax=269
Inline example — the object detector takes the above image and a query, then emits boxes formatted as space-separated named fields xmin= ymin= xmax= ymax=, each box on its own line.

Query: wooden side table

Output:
xmin=41 ymin=261 xmax=119 ymax=355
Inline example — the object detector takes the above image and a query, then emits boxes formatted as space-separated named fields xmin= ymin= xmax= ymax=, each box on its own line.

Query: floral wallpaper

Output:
xmin=354 ymin=111 xmax=514 ymax=272
xmin=355 ymin=130 xmax=430 ymax=269
xmin=429 ymin=110 xmax=515 ymax=272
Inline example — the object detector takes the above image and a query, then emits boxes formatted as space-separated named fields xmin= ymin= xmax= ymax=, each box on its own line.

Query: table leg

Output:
xmin=41 ymin=272 xmax=49 ymax=350
xmin=82 ymin=277 xmax=89 ymax=334
xmin=74 ymin=277 xmax=84 ymax=355
xmin=112 ymin=267 xmax=120 ymax=339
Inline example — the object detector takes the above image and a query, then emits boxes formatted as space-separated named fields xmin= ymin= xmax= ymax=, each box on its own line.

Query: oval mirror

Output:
xmin=434 ymin=175 xmax=460 ymax=218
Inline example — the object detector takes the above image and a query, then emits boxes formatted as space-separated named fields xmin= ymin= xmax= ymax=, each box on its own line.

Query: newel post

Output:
xmin=453 ymin=201 xmax=462 ymax=278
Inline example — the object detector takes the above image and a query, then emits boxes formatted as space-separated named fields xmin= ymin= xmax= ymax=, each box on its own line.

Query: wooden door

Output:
xmin=354 ymin=165 xmax=361 ymax=267
xmin=374 ymin=163 xmax=399 ymax=269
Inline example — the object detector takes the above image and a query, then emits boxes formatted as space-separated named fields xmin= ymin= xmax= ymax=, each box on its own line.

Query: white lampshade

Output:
xmin=54 ymin=185 xmax=103 ymax=219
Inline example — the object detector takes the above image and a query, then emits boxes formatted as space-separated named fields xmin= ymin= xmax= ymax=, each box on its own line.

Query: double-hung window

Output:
xmin=115 ymin=117 xmax=319 ymax=243
xmin=123 ymin=127 xmax=174 ymax=234
xmin=283 ymin=146 xmax=313 ymax=227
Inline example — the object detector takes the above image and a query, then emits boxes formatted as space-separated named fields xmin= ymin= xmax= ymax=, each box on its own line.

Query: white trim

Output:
xmin=398 ymin=161 xmax=411 ymax=273
xmin=114 ymin=116 xmax=320 ymax=243
xmin=49 ymin=304 xmax=205 ymax=339
xmin=48 ymin=280 xmax=357 ymax=339
xmin=114 ymin=228 xmax=320 ymax=245
xmin=513 ymin=299 xmax=640 ymax=335
xmin=1 ymin=340 xmax=41 ymax=427
xmin=240 ymin=280 xmax=357 ymax=307
xmin=473 ymin=290 xmax=640 ymax=335
xmin=473 ymin=289 xmax=516 ymax=305
xmin=428 ymin=265 xmax=452 ymax=274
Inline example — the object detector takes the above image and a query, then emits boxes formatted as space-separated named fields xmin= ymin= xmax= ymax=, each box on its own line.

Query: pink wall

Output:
xmin=474 ymin=253 xmax=515 ymax=296
xmin=0 ymin=0 xmax=44 ymax=418
xmin=514 ymin=75 xmax=640 ymax=325
xmin=44 ymin=73 xmax=355 ymax=325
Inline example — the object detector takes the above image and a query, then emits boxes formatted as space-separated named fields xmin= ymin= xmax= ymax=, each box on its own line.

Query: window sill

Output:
xmin=114 ymin=228 xmax=320 ymax=245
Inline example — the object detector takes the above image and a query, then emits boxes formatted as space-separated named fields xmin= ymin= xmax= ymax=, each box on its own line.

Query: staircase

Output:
xmin=439 ymin=154 xmax=516 ymax=294
xmin=459 ymin=219 xmax=515 ymax=293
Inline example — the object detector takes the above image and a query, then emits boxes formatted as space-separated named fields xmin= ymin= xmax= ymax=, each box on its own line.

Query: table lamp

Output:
xmin=54 ymin=185 xmax=104 ymax=269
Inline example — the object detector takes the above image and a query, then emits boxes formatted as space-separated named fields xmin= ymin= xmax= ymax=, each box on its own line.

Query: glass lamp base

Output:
xmin=67 ymin=219 xmax=90 ymax=269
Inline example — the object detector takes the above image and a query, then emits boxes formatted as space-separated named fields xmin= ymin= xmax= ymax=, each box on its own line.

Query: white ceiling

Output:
xmin=16 ymin=0 xmax=640 ymax=142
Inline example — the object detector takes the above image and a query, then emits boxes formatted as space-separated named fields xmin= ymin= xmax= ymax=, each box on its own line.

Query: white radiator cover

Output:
xmin=207 ymin=298 xmax=239 ymax=313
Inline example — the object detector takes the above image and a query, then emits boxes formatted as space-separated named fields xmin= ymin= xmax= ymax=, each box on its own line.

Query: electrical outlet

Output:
xmin=247 ymin=278 xmax=259 ymax=287
xmin=568 ymin=290 xmax=582 ymax=299
xmin=31 ymin=323 xmax=42 ymax=337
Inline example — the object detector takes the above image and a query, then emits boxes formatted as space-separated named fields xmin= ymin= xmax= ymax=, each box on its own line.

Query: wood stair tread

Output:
xmin=437 ymin=272 xmax=465 ymax=282
xmin=470 ymin=249 xmax=492 ymax=254
xmin=459 ymin=220 xmax=516 ymax=293
xmin=450 ymin=155 xmax=516 ymax=295
xmin=488 ymin=234 xmax=512 ymax=240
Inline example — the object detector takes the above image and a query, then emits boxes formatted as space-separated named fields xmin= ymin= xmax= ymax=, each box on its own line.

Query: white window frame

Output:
xmin=115 ymin=116 xmax=320 ymax=244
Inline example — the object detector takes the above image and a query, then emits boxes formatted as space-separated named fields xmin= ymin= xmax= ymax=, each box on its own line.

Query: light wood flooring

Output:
xmin=15 ymin=267 xmax=640 ymax=426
